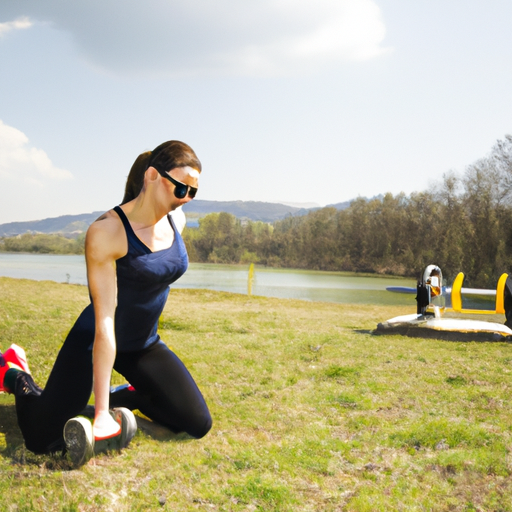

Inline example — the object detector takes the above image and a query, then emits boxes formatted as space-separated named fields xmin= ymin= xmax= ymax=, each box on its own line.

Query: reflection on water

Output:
xmin=0 ymin=253 xmax=417 ymax=306
xmin=178 ymin=264 xmax=417 ymax=306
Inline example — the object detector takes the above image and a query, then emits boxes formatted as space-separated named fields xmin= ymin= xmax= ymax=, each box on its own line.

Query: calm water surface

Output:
xmin=0 ymin=253 xmax=416 ymax=306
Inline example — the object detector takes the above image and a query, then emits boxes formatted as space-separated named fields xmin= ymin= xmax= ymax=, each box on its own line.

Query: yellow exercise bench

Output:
xmin=450 ymin=272 xmax=509 ymax=314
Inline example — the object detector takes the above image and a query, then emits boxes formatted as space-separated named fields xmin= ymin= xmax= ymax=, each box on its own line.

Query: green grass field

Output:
xmin=1 ymin=276 xmax=512 ymax=511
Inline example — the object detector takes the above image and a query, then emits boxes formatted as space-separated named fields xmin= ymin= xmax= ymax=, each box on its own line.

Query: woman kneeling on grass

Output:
xmin=0 ymin=140 xmax=212 ymax=466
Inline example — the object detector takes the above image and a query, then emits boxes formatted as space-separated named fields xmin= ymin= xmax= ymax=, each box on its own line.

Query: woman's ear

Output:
xmin=145 ymin=166 xmax=160 ymax=182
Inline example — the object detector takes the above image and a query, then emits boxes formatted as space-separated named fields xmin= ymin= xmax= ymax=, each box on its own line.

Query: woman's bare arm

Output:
xmin=85 ymin=214 xmax=127 ymax=437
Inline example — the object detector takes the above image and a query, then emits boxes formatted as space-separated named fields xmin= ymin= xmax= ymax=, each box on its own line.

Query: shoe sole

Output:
xmin=64 ymin=417 xmax=94 ymax=468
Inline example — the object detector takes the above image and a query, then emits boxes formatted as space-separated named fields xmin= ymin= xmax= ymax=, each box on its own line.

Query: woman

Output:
xmin=0 ymin=140 xmax=212 ymax=466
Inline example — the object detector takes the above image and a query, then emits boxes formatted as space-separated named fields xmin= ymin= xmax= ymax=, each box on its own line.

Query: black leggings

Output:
xmin=15 ymin=322 xmax=212 ymax=454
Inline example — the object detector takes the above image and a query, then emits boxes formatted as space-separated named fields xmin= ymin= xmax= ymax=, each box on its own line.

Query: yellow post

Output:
xmin=248 ymin=263 xmax=255 ymax=296
xmin=495 ymin=273 xmax=509 ymax=314
xmin=451 ymin=272 xmax=464 ymax=312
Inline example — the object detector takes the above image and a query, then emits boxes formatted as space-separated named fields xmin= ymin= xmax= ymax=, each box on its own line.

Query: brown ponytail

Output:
xmin=121 ymin=141 xmax=201 ymax=205
xmin=121 ymin=151 xmax=152 ymax=204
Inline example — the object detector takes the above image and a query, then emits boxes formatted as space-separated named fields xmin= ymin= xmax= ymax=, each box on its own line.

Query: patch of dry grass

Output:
xmin=1 ymin=277 xmax=512 ymax=511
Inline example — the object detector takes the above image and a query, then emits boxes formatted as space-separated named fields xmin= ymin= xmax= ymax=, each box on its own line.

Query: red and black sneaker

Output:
xmin=0 ymin=344 xmax=32 ymax=393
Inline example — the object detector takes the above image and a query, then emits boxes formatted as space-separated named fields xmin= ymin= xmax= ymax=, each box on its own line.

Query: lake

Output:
xmin=0 ymin=253 xmax=417 ymax=306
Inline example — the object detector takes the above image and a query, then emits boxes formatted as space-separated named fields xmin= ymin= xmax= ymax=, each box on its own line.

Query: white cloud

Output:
xmin=219 ymin=0 xmax=389 ymax=75
xmin=0 ymin=17 xmax=32 ymax=38
xmin=0 ymin=0 xmax=389 ymax=76
xmin=0 ymin=120 xmax=73 ymax=183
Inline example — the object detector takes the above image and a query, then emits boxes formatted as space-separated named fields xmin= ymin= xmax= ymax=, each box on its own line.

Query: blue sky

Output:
xmin=0 ymin=0 xmax=511 ymax=224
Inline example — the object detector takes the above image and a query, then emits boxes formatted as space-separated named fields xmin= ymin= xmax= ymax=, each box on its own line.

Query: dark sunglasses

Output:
xmin=153 ymin=166 xmax=198 ymax=199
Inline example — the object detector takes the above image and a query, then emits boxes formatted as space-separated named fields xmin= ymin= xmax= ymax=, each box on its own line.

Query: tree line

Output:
xmin=0 ymin=233 xmax=85 ymax=255
xmin=2 ymin=135 xmax=511 ymax=288
xmin=183 ymin=135 xmax=512 ymax=288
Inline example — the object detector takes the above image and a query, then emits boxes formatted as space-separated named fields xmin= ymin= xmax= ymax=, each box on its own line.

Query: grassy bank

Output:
xmin=0 ymin=277 xmax=511 ymax=511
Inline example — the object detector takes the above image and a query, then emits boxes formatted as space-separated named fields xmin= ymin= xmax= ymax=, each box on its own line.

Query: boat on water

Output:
xmin=376 ymin=265 xmax=512 ymax=341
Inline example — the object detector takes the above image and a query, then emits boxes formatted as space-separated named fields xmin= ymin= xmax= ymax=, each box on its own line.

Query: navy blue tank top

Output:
xmin=73 ymin=206 xmax=188 ymax=352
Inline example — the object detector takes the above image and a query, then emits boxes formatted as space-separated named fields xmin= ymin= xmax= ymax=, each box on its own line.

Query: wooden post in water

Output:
xmin=248 ymin=263 xmax=255 ymax=296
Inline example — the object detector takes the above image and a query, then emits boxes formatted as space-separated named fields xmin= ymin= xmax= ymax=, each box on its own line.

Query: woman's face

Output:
xmin=164 ymin=166 xmax=200 ymax=207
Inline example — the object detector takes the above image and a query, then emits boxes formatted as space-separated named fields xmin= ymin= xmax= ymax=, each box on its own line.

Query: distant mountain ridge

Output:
xmin=0 ymin=212 xmax=104 ymax=237
xmin=0 ymin=199 xmax=353 ymax=237
xmin=182 ymin=200 xmax=308 ymax=222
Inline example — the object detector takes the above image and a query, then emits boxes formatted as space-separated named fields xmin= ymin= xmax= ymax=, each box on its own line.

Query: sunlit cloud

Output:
xmin=219 ymin=0 xmax=389 ymax=75
xmin=0 ymin=120 xmax=73 ymax=183
xmin=0 ymin=17 xmax=32 ymax=38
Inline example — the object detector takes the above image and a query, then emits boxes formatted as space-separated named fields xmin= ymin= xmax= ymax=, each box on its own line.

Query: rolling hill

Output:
xmin=0 ymin=199 xmax=353 ymax=237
